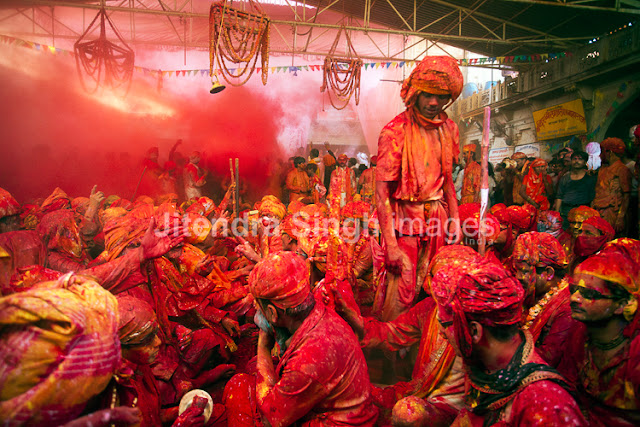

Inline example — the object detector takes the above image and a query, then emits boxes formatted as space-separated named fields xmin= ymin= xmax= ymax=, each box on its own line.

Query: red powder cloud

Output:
xmin=0 ymin=44 xmax=291 ymax=204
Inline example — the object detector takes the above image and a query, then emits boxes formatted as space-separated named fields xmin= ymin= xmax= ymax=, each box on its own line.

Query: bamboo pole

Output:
xmin=479 ymin=106 xmax=491 ymax=256
xmin=229 ymin=158 xmax=237 ymax=219
xmin=234 ymin=158 xmax=240 ymax=216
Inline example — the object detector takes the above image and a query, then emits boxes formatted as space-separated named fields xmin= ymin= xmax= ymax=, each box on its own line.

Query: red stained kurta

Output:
xmin=523 ymin=284 xmax=584 ymax=368
xmin=360 ymin=297 xmax=462 ymax=423
xmin=558 ymin=329 xmax=640 ymax=426
xmin=461 ymin=161 xmax=481 ymax=205
xmin=592 ymin=159 xmax=632 ymax=228
xmin=258 ymin=301 xmax=378 ymax=426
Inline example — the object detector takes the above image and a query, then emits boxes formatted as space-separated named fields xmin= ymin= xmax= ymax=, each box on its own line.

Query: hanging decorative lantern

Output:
xmin=321 ymin=25 xmax=363 ymax=110
xmin=74 ymin=7 xmax=134 ymax=95
xmin=209 ymin=0 xmax=270 ymax=87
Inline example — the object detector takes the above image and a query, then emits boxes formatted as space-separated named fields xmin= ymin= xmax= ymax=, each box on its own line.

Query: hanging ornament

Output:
xmin=74 ymin=7 xmax=134 ymax=95
xmin=209 ymin=0 xmax=270 ymax=87
xmin=321 ymin=25 xmax=363 ymax=110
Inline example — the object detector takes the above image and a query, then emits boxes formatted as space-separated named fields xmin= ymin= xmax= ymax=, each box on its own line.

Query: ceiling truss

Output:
xmin=0 ymin=0 xmax=637 ymax=62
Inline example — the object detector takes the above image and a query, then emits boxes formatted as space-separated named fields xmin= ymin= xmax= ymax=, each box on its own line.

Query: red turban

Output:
xmin=600 ymin=137 xmax=626 ymax=155
xmin=341 ymin=200 xmax=371 ymax=219
xmin=40 ymin=187 xmax=71 ymax=214
xmin=512 ymin=231 xmax=568 ymax=270
xmin=568 ymin=205 xmax=599 ymax=223
xmin=511 ymin=152 xmax=527 ymax=160
xmin=337 ymin=154 xmax=349 ymax=161
xmin=117 ymin=295 xmax=158 ymax=346
xmin=458 ymin=203 xmax=501 ymax=244
xmin=505 ymin=205 xmax=537 ymax=231
xmin=0 ymin=187 xmax=21 ymax=219
xmin=425 ymin=244 xmax=480 ymax=293
xmin=400 ymin=56 xmax=463 ymax=107
xmin=370 ymin=155 xmax=378 ymax=164
xmin=37 ymin=210 xmax=82 ymax=258
xmin=576 ymin=238 xmax=640 ymax=296
xmin=102 ymin=215 xmax=148 ymax=261
xmin=287 ymin=200 xmax=305 ymax=215
xmin=574 ymin=216 xmax=615 ymax=257
xmin=529 ymin=158 xmax=547 ymax=168
xmin=634 ymin=125 xmax=640 ymax=139
xmin=463 ymin=144 xmax=477 ymax=153
xmin=431 ymin=257 xmax=524 ymax=357
xmin=248 ymin=251 xmax=310 ymax=310
xmin=575 ymin=238 xmax=640 ymax=333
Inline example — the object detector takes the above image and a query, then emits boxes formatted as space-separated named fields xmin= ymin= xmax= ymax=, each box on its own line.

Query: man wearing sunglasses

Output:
xmin=558 ymin=238 xmax=640 ymax=426
xmin=511 ymin=231 xmax=581 ymax=368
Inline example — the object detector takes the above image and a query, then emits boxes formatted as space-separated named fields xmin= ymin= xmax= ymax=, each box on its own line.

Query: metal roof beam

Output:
xmin=498 ymin=0 xmax=640 ymax=14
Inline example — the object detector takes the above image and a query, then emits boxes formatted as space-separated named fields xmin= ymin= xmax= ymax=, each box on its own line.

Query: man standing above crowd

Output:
xmin=592 ymin=137 xmax=632 ymax=235
xmin=376 ymin=56 xmax=462 ymax=321
xmin=555 ymin=150 xmax=597 ymax=228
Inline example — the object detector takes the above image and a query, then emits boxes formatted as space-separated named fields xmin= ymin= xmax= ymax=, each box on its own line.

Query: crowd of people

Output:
xmin=1 ymin=55 xmax=640 ymax=427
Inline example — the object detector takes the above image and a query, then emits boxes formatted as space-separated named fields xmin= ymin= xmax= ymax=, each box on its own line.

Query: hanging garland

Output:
xmin=209 ymin=1 xmax=270 ymax=86
xmin=321 ymin=25 xmax=363 ymax=110
xmin=74 ymin=7 xmax=134 ymax=95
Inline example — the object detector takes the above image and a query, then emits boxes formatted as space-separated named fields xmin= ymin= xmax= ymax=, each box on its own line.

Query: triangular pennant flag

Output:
xmin=200 ymin=69 xmax=207 ymax=76
xmin=168 ymin=71 xmax=174 ymax=77
xmin=48 ymin=46 xmax=56 ymax=54
xmin=478 ymin=58 xmax=486 ymax=64
xmin=303 ymin=65 xmax=309 ymax=71
xmin=399 ymin=61 xmax=405 ymax=68
xmin=271 ymin=67 xmax=276 ymax=73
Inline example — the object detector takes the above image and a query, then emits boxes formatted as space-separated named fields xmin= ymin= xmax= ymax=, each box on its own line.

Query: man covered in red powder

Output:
xmin=592 ymin=137 xmax=631 ymax=234
xmin=183 ymin=151 xmax=208 ymax=200
xmin=223 ymin=251 xmax=378 ymax=426
xmin=460 ymin=144 xmax=481 ymax=204
xmin=520 ymin=158 xmax=554 ymax=210
xmin=358 ymin=155 xmax=377 ymax=203
xmin=559 ymin=238 xmax=640 ymax=426
xmin=512 ymin=231 xmax=581 ymax=367
xmin=376 ymin=56 xmax=462 ymax=321
xmin=330 ymin=245 xmax=480 ymax=426
xmin=429 ymin=257 xmax=586 ymax=426
xmin=285 ymin=156 xmax=311 ymax=203
xmin=510 ymin=151 xmax=528 ymax=206
xmin=330 ymin=153 xmax=356 ymax=207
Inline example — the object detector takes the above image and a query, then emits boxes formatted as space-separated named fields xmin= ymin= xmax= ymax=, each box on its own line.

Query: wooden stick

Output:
xmin=479 ymin=106 xmax=491 ymax=257
xmin=234 ymin=158 xmax=240 ymax=216
xmin=230 ymin=159 xmax=237 ymax=218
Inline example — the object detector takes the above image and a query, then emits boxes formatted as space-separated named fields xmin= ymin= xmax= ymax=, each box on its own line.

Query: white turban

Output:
xmin=586 ymin=142 xmax=601 ymax=171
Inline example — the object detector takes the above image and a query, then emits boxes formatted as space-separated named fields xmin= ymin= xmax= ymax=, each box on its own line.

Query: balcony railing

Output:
xmin=450 ymin=24 xmax=639 ymax=118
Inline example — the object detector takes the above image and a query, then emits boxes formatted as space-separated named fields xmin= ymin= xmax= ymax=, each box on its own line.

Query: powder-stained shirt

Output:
xmin=258 ymin=300 xmax=378 ymax=426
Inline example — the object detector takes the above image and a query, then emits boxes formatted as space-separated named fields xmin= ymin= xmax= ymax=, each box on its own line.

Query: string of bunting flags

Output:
xmin=1 ymin=33 xmax=573 ymax=78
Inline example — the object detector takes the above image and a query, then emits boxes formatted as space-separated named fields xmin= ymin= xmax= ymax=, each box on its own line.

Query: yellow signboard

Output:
xmin=532 ymin=99 xmax=587 ymax=140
